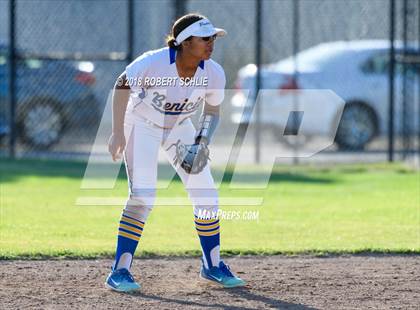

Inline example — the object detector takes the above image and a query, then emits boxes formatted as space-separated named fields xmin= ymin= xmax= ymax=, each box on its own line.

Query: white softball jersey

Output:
xmin=125 ymin=47 xmax=226 ymax=128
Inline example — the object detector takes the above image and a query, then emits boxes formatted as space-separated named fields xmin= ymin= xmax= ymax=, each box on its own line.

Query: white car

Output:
xmin=231 ymin=40 xmax=419 ymax=150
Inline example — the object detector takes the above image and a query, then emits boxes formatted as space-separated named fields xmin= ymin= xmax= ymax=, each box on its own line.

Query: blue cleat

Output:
xmin=105 ymin=268 xmax=141 ymax=293
xmin=200 ymin=260 xmax=246 ymax=288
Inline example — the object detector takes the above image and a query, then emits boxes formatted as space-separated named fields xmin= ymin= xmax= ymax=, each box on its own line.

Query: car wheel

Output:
xmin=20 ymin=99 xmax=64 ymax=149
xmin=335 ymin=103 xmax=377 ymax=150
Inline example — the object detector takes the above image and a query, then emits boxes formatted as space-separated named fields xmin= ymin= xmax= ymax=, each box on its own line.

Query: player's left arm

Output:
xmin=203 ymin=103 xmax=220 ymax=115
xmin=194 ymin=63 xmax=225 ymax=145
xmin=194 ymin=103 xmax=220 ymax=145
xmin=174 ymin=63 xmax=224 ymax=174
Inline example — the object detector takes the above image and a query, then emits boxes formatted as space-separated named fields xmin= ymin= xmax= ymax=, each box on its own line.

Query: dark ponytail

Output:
xmin=166 ymin=13 xmax=207 ymax=50
xmin=166 ymin=37 xmax=179 ymax=50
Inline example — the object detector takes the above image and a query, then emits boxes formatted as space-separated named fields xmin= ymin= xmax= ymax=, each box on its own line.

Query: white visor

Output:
xmin=174 ymin=19 xmax=227 ymax=46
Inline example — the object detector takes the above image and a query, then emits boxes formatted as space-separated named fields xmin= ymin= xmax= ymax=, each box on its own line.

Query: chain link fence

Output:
xmin=189 ymin=0 xmax=419 ymax=163
xmin=0 ymin=1 xmax=125 ymax=156
xmin=1 ymin=0 xmax=419 ymax=164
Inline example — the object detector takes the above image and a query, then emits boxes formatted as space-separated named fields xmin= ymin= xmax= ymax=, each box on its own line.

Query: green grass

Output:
xmin=0 ymin=158 xmax=419 ymax=259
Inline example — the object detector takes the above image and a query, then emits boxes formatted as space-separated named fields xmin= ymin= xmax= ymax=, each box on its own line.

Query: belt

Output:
xmin=135 ymin=114 xmax=190 ymax=129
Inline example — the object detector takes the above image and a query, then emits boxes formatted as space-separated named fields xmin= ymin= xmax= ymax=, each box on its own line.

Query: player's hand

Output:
xmin=108 ymin=132 xmax=126 ymax=162
xmin=166 ymin=140 xmax=210 ymax=174
xmin=182 ymin=142 xmax=210 ymax=174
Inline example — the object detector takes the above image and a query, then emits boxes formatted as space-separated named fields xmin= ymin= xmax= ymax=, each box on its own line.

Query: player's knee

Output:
xmin=123 ymin=203 xmax=152 ymax=222
xmin=129 ymin=188 xmax=156 ymax=205
xmin=188 ymin=188 xmax=218 ymax=206
xmin=125 ymin=188 xmax=156 ymax=221
xmin=188 ymin=188 xmax=219 ymax=218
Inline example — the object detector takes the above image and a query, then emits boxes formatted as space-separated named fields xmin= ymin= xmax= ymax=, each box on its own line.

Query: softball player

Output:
xmin=105 ymin=13 xmax=245 ymax=292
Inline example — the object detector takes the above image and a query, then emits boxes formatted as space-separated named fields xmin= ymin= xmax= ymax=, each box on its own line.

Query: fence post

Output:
xmin=127 ymin=0 xmax=134 ymax=63
xmin=174 ymin=0 xmax=187 ymax=20
xmin=292 ymin=0 xmax=300 ymax=165
xmin=254 ymin=0 xmax=262 ymax=164
xmin=402 ymin=0 xmax=409 ymax=159
xmin=388 ymin=0 xmax=395 ymax=162
xmin=8 ymin=0 xmax=16 ymax=159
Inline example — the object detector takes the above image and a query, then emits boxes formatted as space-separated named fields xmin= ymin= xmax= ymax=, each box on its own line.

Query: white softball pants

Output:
xmin=122 ymin=113 xmax=219 ymax=219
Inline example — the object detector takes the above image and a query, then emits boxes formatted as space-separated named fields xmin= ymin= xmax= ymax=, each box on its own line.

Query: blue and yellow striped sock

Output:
xmin=113 ymin=213 xmax=145 ymax=271
xmin=194 ymin=216 xmax=220 ymax=269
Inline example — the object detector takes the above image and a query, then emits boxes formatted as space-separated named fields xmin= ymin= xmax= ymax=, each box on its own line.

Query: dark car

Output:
xmin=0 ymin=45 xmax=101 ymax=149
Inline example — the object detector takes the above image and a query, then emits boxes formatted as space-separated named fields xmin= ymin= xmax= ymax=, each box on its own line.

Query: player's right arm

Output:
xmin=108 ymin=51 xmax=152 ymax=161
xmin=108 ymin=72 xmax=130 ymax=162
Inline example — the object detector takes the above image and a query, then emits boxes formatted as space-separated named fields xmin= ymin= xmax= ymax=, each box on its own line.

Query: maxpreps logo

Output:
xmin=150 ymin=91 xmax=204 ymax=115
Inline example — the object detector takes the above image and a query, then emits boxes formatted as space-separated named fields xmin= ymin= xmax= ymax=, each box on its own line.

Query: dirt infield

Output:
xmin=1 ymin=255 xmax=419 ymax=309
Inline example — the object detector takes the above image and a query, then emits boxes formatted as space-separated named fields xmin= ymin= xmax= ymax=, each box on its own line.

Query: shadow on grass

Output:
xmin=0 ymin=158 xmax=337 ymax=185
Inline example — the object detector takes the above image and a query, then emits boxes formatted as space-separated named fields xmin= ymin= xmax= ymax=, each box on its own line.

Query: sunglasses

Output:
xmin=200 ymin=35 xmax=217 ymax=42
